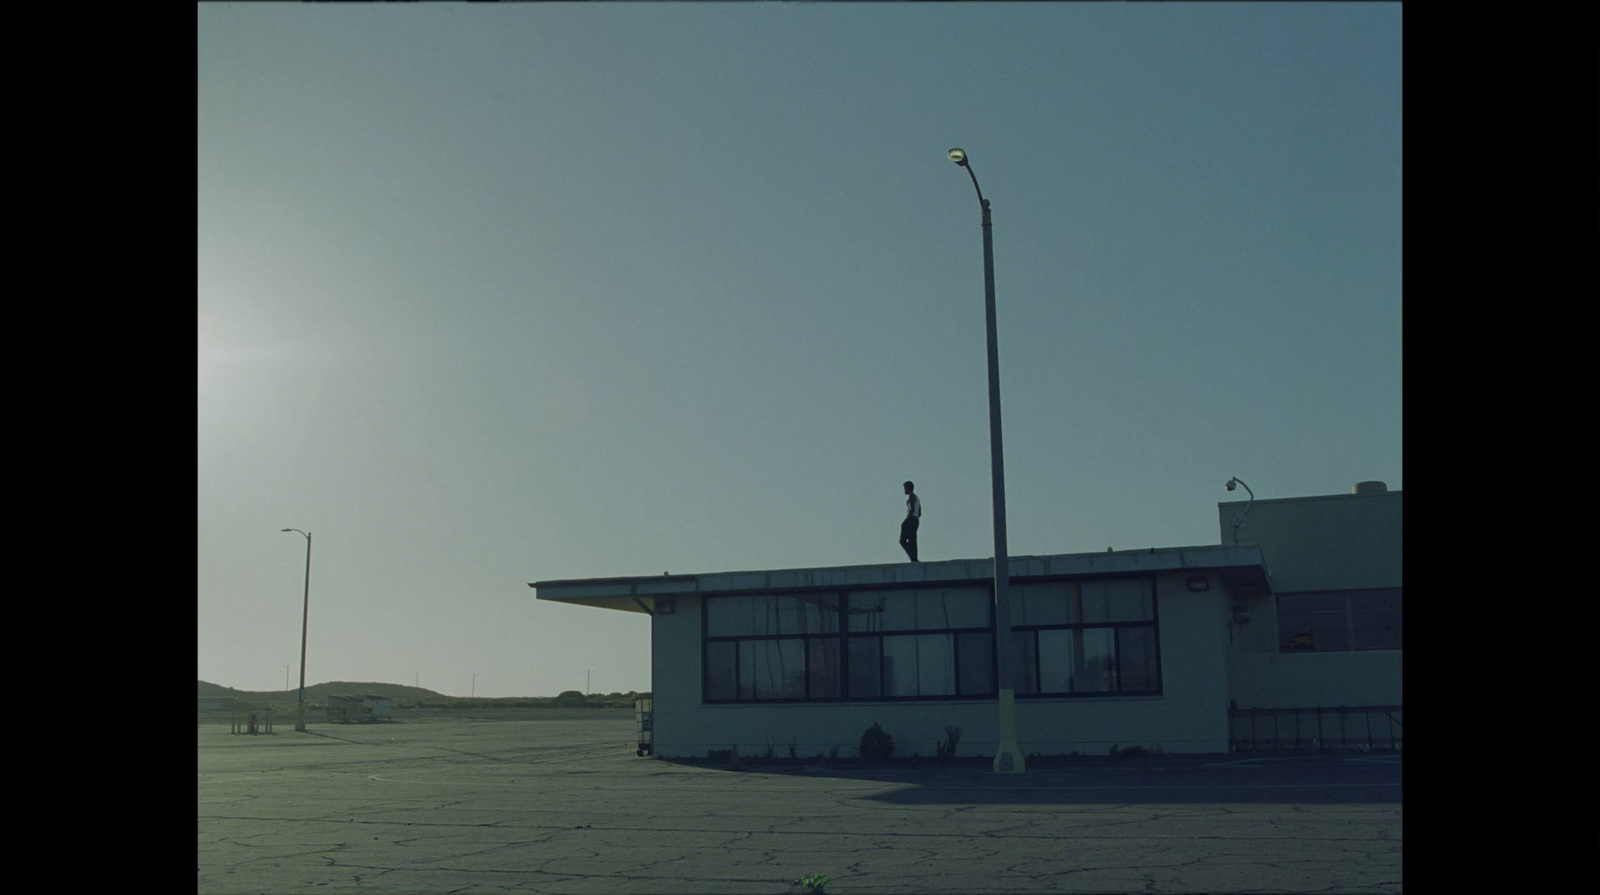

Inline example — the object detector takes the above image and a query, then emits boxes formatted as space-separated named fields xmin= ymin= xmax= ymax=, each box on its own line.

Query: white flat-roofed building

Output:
xmin=532 ymin=484 xmax=1400 ymax=759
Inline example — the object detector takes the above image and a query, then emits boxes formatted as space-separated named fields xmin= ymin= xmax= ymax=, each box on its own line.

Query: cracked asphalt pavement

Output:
xmin=198 ymin=713 xmax=1400 ymax=893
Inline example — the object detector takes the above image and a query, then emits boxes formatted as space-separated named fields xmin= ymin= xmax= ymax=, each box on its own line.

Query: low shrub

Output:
xmin=859 ymin=723 xmax=895 ymax=762
xmin=936 ymin=725 xmax=963 ymax=761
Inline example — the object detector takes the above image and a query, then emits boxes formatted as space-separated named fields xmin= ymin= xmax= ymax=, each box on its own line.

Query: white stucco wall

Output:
xmin=1220 ymin=489 xmax=1402 ymax=709
xmin=1220 ymin=490 xmax=1402 ymax=593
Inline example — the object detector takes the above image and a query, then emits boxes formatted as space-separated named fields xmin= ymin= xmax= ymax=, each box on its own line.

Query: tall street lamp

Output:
xmin=948 ymin=148 xmax=1024 ymax=774
xmin=281 ymin=528 xmax=313 ymax=732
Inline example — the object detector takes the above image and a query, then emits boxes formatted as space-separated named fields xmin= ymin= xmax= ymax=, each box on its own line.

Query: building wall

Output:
xmin=1220 ymin=489 xmax=1402 ymax=709
xmin=1220 ymin=490 xmax=1402 ymax=593
xmin=1228 ymin=649 xmax=1402 ymax=708
xmin=649 ymin=570 xmax=1237 ymax=758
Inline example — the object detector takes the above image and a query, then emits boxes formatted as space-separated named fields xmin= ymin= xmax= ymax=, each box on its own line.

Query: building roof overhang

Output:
xmin=530 ymin=544 xmax=1272 ymax=613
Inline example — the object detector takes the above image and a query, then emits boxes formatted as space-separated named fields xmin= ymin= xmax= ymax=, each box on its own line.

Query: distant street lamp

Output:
xmin=281 ymin=528 xmax=313 ymax=731
xmin=948 ymin=148 xmax=1024 ymax=774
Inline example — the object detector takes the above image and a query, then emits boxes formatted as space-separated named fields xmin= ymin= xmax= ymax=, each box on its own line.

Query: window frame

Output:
xmin=702 ymin=585 xmax=997 ymax=704
xmin=702 ymin=576 xmax=1168 ymax=704
xmin=1276 ymin=588 xmax=1402 ymax=653
xmin=1007 ymin=574 xmax=1164 ymax=698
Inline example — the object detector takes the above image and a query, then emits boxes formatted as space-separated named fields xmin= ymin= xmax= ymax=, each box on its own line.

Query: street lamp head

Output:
xmin=947 ymin=148 xmax=968 ymax=166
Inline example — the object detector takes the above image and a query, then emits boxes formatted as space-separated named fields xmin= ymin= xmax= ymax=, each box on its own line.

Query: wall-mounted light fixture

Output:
xmin=655 ymin=597 xmax=675 ymax=615
xmin=1233 ymin=606 xmax=1252 ymax=624
xmin=1187 ymin=576 xmax=1210 ymax=592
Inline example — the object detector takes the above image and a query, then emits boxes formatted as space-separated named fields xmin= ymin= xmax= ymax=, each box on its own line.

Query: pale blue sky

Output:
xmin=198 ymin=3 xmax=1401 ymax=697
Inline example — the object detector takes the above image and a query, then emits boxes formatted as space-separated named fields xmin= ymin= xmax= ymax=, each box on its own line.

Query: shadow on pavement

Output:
xmin=659 ymin=752 xmax=1402 ymax=805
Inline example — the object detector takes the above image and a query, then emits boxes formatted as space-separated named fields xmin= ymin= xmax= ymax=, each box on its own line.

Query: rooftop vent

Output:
xmin=1353 ymin=481 xmax=1388 ymax=494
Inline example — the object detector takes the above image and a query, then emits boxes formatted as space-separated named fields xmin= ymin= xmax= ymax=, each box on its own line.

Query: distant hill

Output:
xmin=199 ymin=680 xmax=447 ymax=703
xmin=197 ymin=680 xmax=648 ymax=709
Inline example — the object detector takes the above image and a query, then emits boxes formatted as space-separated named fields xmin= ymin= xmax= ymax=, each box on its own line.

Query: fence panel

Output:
xmin=1228 ymin=705 xmax=1401 ymax=753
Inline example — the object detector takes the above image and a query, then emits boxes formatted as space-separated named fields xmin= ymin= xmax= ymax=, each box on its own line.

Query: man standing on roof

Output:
xmin=900 ymin=481 xmax=921 ymax=562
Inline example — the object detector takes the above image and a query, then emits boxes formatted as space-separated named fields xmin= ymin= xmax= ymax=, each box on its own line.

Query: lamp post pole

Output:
xmin=281 ymin=528 xmax=312 ymax=732
xmin=1225 ymin=477 xmax=1255 ymax=543
xmin=948 ymin=148 xmax=1024 ymax=774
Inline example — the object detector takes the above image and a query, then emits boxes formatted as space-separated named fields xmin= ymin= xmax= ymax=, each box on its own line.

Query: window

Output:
xmin=705 ymin=587 xmax=992 ymax=702
xmin=703 ymin=594 xmax=840 ymax=702
xmin=1277 ymin=589 xmax=1401 ymax=652
xmin=847 ymin=586 xmax=992 ymax=699
xmin=705 ymin=593 xmax=839 ymax=638
xmin=704 ymin=581 xmax=1164 ymax=702
xmin=1007 ymin=577 xmax=1161 ymax=696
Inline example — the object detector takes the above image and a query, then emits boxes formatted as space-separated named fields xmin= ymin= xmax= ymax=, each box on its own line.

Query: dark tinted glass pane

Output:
xmin=772 ymin=597 xmax=806 ymax=635
xmin=1079 ymin=581 xmax=1111 ymax=623
xmin=1277 ymin=593 xmax=1313 ymax=616
xmin=1278 ymin=594 xmax=1314 ymax=650
xmin=917 ymin=587 xmax=990 ymax=630
xmin=917 ymin=633 xmax=956 ymax=696
xmin=703 ymin=596 xmax=745 ymax=637
xmin=1349 ymin=589 xmax=1401 ymax=612
xmin=1276 ymin=590 xmax=1403 ymax=651
xmin=1037 ymin=629 xmax=1076 ymax=693
xmin=808 ymin=637 xmax=840 ymax=698
xmin=1076 ymin=628 xmax=1116 ymax=692
xmin=779 ymin=595 xmax=840 ymax=635
xmin=707 ymin=595 xmax=778 ymax=637
xmin=1352 ymin=609 xmax=1399 ymax=632
xmin=847 ymin=636 xmax=881 ymax=697
xmin=709 ymin=595 xmax=841 ymax=637
xmin=958 ymin=631 xmax=993 ymax=695
xmin=1117 ymin=626 xmax=1159 ymax=692
xmin=851 ymin=588 xmax=991 ymax=633
xmin=1273 ymin=602 xmax=1312 ymax=650
xmin=1351 ymin=626 xmax=1400 ymax=650
xmin=740 ymin=640 xmax=804 ymax=699
xmin=848 ymin=591 xmax=916 ymax=632
xmin=1310 ymin=592 xmax=1347 ymax=612
xmin=1011 ymin=631 xmax=1037 ymax=694
xmin=1350 ymin=605 xmax=1400 ymax=650
xmin=882 ymin=635 xmax=920 ymax=696
xmin=806 ymin=594 xmax=841 ymax=633
xmin=705 ymin=640 xmax=736 ymax=700
xmin=1081 ymin=578 xmax=1153 ymax=622
xmin=1281 ymin=627 xmax=1314 ymax=651
xmin=1313 ymin=629 xmax=1349 ymax=651
xmin=1012 ymin=582 xmax=1070 ymax=627
xmin=1310 ymin=610 xmax=1347 ymax=634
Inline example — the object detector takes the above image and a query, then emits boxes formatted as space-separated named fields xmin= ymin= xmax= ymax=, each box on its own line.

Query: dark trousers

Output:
xmin=899 ymin=517 xmax=919 ymax=562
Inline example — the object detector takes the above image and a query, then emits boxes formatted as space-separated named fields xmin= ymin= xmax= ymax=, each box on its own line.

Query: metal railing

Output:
xmin=1228 ymin=705 xmax=1401 ymax=752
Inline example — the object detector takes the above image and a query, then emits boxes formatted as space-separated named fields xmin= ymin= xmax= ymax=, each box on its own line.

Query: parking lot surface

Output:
xmin=198 ymin=715 xmax=1400 ymax=893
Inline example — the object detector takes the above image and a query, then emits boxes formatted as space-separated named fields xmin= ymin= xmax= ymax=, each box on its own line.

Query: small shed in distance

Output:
xmin=325 ymin=694 xmax=393 ymax=723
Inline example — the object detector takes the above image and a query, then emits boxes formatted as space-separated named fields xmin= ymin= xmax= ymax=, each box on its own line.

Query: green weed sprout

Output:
xmin=795 ymin=872 xmax=829 ymax=893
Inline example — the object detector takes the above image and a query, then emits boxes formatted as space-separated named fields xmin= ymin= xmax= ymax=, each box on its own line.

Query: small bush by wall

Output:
xmin=936 ymin=725 xmax=963 ymax=761
xmin=859 ymin=723 xmax=895 ymax=762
